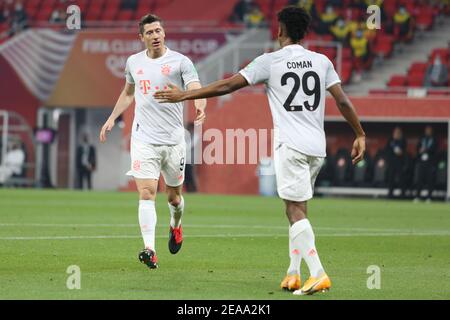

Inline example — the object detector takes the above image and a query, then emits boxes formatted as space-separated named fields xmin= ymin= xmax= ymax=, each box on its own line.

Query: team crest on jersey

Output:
xmin=161 ymin=65 xmax=171 ymax=76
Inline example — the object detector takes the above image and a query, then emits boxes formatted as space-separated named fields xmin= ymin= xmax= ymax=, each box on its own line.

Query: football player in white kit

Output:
xmin=100 ymin=14 xmax=206 ymax=269
xmin=154 ymin=6 xmax=366 ymax=295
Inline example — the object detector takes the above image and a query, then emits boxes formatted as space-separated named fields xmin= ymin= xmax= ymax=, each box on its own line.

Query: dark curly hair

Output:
xmin=277 ymin=6 xmax=311 ymax=42
xmin=139 ymin=14 xmax=163 ymax=34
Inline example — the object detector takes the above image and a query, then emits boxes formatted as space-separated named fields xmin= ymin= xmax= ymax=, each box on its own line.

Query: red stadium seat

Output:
xmin=154 ymin=0 xmax=174 ymax=10
xmin=0 ymin=22 xmax=8 ymax=33
xmin=321 ymin=47 xmax=337 ymax=60
xmin=373 ymin=33 xmax=394 ymax=58
xmin=35 ymin=8 xmax=53 ymax=21
xmin=388 ymin=75 xmax=407 ymax=87
xmin=407 ymin=74 xmax=424 ymax=87
xmin=24 ymin=5 xmax=39 ymax=19
xmin=343 ymin=47 xmax=353 ymax=60
xmin=304 ymin=32 xmax=319 ymax=41
xmin=409 ymin=62 xmax=428 ymax=74
xmin=117 ymin=10 xmax=134 ymax=21
xmin=341 ymin=61 xmax=353 ymax=84
xmin=105 ymin=0 xmax=121 ymax=10
xmin=383 ymin=0 xmax=398 ymax=18
xmin=24 ymin=0 xmax=41 ymax=13
xmin=40 ymin=0 xmax=57 ymax=10
xmin=100 ymin=8 xmax=119 ymax=21
xmin=85 ymin=8 xmax=102 ymax=21
xmin=137 ymin=0 xmax=153 ymax=12
xmin=26 ymin=0 xmax=42 ymax=9
xmin=430 ymin=48 xmax=449 ymax=63
xmin=88 ymin=0 xmax=106 ymax=11
xmin=415 ymin=7 xmax=435 ymax=30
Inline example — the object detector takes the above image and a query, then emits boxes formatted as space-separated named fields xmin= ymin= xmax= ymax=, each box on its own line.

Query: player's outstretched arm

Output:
xmin=186 ymin=82 xmax=207 ymax=125
xmin=154 ymin=74 xmax=249 ymax=103
xmin=328 ymin=83 xmax=366 ymax=165
xmin=100 ymin=82 xmax=135 ymax=143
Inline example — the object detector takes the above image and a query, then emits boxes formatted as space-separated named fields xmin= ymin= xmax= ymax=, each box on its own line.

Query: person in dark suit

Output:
xmin=414 ymin=125 xmax=437 ymax=202
xmin=386 ymin=126 xmax=407 ymax=198
xmin=76 ymin=133 xmax=96 ymax=190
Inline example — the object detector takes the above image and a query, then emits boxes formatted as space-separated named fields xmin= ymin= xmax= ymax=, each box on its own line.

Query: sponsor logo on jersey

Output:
xmin=139 ymin=80 xmax=151 ymax=94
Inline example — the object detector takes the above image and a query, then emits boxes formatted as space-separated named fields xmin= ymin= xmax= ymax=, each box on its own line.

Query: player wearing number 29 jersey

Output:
xmin=154 ymin=6 xmax=366 ymax=296
xmin=239 ymin=44 xmax=341 ymax=157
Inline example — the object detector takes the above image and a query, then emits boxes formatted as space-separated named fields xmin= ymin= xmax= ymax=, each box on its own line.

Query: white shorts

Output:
xmin=127 ymin=138 xmax=186 ymax=187
xmin=274 ymin=143 xmax=324 ymax=202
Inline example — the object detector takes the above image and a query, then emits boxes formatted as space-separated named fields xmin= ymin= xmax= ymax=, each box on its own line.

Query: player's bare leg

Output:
xmin=166 ymin=185 xmax=184 ymax=254
xmin=136 ymin=178 xmax=159 ymax=269
xmin=284 ymin=200 xmax=331 ymax=295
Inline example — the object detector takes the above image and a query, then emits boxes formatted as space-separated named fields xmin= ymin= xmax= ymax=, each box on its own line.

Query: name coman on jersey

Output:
xmin=125 ymin=48 xmax=200 ymax=145
xmin=239 ymin=44 xmax=341 ymax=158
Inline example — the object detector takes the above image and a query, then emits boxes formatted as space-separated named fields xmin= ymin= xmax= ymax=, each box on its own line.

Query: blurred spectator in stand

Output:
xmin=437 ymin=0 xmax=450 ymax=17
xmin=0 ymin=139 xmax=25 ymax=185
xmin=10 ymin=2 xmax=28 ymax=35
xmin=424 ymin=55 xmax=449 ymax=87
xmin=327 ymin=0 xmax=343 ymax=7
xmin=120 ymin=0 xmax=138 ymax=10
xmin=76 ymin=133 xmax=96 ymax=190
xmin=316 ymin=5 xmax=338 ymax=34
xmin=364 ymin=0 xmax=383 ymax=7
xmin=229 ymin=0 xmax=254 ymax=23
xmin=386 ymin=127 xmax=407 ymax=199
xmin=0 ymin=7 xmax=11 ymax=24
xmin=289 ymin=0 xmax=318 ymax=20
xmin=350 ymin=28 xmax=370 ymax=81
xmin=352 ymin=0 xmax=367 ymax=10
xmin=244 ymin=4 xmax=266 ymax=28
xmin=343 ymin=8 xmax=359 ymax=34
xmin=185 ymin=122 xmax=199 ymax=193
xmin=414 ymin=125 xmax=437 ymax=202
xmin=364 ymin=0 xmax=385 ymax=17
xmin=49 ymin=8 xmax=66 ymax=24
xmin=393 ymin=5 xmax=414 ymax=43
xmin=330 ymin=17 xmax=351 ymax=44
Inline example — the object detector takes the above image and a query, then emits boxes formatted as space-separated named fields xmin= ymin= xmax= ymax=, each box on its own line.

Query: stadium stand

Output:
xmin=1 ymin=0 xmax=449 ymax=86
xmin=386 ymin=46 xmax=450 ymax=88
xmin=0 ymin=0 xmax=449 ymax=198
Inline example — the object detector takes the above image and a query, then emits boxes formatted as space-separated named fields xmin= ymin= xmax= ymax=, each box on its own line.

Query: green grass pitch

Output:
xmin=0 ymin=189 xmax=449 ymax=300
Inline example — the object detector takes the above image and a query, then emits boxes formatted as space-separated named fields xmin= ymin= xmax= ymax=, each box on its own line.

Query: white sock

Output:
xmin=168 ymin=196 xmax=184 ymax=228
xmin=287 ymin=226 xmax=302 ymax=275
xmin=290 ymin=219 xmax=325 ymax=278
xmin=138 ymin=200 xmax=157 ymax=251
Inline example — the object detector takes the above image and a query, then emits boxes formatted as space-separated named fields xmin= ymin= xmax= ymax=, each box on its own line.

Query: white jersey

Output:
xmin=125 ymin=48 xmax=200 ymax=145
xmin=239 ymin=44 xmax=341 ymax=157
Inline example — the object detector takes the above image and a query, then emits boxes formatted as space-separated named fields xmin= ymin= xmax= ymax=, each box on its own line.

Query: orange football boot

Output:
xmin=280 ymin=274 xmax=301 ymax=291
xmin=293 ymin=274 xmax=331 ymax=295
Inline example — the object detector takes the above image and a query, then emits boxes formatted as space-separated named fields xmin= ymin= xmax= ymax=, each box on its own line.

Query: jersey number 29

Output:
xmin=281 ymin=71 xmax=321 ymax=112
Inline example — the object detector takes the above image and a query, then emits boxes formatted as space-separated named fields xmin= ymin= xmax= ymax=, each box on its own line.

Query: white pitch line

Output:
xmin=0 ymin=231 xmax=449 ymax=241
xmin=0 ymin=223 xmax=447 ymax=234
